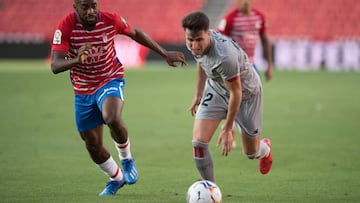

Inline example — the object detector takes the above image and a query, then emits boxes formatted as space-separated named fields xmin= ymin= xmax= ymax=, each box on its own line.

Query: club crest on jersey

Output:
xmin=53 ymin=29 xmax=62 ymax=44
xmin=102 ymin=33 xmax=108 ymax=43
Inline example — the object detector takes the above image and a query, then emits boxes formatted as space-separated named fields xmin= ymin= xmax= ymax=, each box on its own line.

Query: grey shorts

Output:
xmin=195 ymin=79 xmax=262 ymax=137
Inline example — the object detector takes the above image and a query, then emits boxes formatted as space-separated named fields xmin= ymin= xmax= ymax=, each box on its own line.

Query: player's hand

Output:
xmin=265 ymin=65 xmax=273 ymax=81
xmin=78 ymin=43 xmax=92 ymax=64
xmin=188 ymin=97 xmax=201 ymax=116
xmin=216 ymin=128 xmax=234 ymax=156
xmin=165 ymin=51 xmax=187 ymax=67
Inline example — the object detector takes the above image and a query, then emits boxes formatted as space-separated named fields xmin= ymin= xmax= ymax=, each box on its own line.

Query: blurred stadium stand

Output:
xmin=0 ymin=0 xmax=206 ymax=44
xmin=223 ymin=0 xmax=360 ymax=71
xmin=0 ymin=0 xmax=359 ymax=70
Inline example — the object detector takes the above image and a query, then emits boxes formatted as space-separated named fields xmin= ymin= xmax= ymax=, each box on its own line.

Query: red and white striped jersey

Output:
xmin=51 ymin=11 xmax=132 ymax=95
xmin=217 ymin=8 xmax=266 ymax=62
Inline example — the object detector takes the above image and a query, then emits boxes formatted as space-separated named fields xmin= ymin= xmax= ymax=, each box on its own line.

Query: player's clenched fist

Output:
xmin=78 ymin=43 xmax=92 ymax=64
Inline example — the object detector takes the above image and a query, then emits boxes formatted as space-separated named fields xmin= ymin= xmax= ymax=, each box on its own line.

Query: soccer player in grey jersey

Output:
xmin=182 ymin=11 xmax=273 ymax=182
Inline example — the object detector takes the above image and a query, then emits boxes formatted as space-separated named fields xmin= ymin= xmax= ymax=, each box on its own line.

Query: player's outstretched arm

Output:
xmin=127 ymin=27 xmax=187 ymax=67
xmin=217 ymin=76 xmax=242 ymax=156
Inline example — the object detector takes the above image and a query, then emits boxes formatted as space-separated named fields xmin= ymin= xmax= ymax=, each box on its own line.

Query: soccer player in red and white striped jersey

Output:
xmin=50 ymin=0 xmax=186 ymax=196
xmin=217 ymin=0 xmax=273 ymax=81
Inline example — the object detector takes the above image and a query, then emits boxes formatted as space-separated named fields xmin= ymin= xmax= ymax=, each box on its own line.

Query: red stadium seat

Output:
xmin=1 ymin=0 xmax=358 ymax=43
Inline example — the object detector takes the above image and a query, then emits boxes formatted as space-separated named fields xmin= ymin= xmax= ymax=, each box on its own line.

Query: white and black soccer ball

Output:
xmin=186 ymin=180 xmax=222 ymax=203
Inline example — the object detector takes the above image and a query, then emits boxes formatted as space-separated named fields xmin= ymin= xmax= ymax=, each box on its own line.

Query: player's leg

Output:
xmin=192 ymin=119 xmax=221 ymax=182
xmin=192 ymin=79 xmax=228 ymax=182
xmin=241 ymin=132 xmax=272 ymax=174
xmin=79 ymin=127 xmax=126 ymax=196
xmin=75 ymin=93 xmax=125 ymax=196
xmin=237 ymin=88 xmax=272 ymax=174
xmin=80 ymin=125 xmax=108 ymax=163
xmin=99 ymin=78 xmax=138 ymax=184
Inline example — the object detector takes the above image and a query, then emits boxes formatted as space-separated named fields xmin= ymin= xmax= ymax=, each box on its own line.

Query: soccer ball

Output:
xmin=186 ymin=180 xmax=222 ymax=203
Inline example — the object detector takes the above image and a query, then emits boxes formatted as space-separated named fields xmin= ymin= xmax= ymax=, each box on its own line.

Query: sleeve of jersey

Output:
xmin=217 ymin=10 xmax=237 ymax=35
xmin=114 ymin=15 xmax=132 ymax=35
xmin=218 ymin=57 xmax=240 ymax=82
xmin=217 ymin=14 xmax=231 ymax=35
xmin=51 ymin=18 xmax=70 ymax=52
xmin=216 ymin=18 xmax=227 ymax=34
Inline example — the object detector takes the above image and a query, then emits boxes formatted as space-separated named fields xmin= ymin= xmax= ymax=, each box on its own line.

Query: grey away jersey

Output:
xmin=194 ymin=30 xmax=261 ymax=100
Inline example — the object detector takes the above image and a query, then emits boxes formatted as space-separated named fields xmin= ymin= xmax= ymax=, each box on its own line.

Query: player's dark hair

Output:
xmin=182 ymin=11 xmax=209 ymax=32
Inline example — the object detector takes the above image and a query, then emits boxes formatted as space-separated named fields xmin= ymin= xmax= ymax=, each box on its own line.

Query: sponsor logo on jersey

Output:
xmin=53 ymin=29 xmax=62 ymax=45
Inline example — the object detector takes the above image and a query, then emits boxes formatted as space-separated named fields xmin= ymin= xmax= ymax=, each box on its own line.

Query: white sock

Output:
xmin=257 ymin=139 xmax=270 ymax=159
xmin=97 ymin=156 xmax=123 ymax=181
xmin=115 ymin=139 xmax=132 ymax=160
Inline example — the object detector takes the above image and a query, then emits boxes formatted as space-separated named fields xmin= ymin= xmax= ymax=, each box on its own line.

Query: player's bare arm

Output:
xmin=51 ymin=43 xmax=92 ymax=74
xmin=127 ymin=27 xmax=187 ymax=67
xmin=189 ymin=63 xmax=207 ymax=116
xmin=216 ymin=76 xmax=242 ymax=156
xmin=260 ymin=32 xmax=273 ymax=81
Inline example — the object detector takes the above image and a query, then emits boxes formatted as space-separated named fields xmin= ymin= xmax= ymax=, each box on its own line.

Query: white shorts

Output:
xmin=195 ymin=79 xmax=262 ymax=137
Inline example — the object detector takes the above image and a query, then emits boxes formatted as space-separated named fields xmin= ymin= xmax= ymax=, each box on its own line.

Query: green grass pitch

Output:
xmin=0 ymin=59 xmax=359 ymax=202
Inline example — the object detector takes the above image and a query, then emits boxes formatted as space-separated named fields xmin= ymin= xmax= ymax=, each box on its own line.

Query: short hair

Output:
xmin=182 ymin=11 xmax=209 ymax=32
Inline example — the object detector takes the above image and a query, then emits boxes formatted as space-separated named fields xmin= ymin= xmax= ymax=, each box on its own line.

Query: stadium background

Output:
xmin=1 ymin=0 xmax=359 ymax=71
xmin=1 ymin=1 xmax=360 ymax=202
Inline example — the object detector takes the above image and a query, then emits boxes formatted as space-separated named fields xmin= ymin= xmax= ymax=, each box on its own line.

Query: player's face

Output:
xmin=74 ymin=0 xmax=99 ymax=28
xmin=238 ymin=0 xmax=252 ymax=11
xmin=185 ymin=29 xmax=211 ymax=56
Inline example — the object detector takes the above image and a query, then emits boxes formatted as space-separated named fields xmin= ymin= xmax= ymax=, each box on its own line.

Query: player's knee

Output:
xmin=104 ymin=115 xmax=125 ymax=133
xmin=103 ymin=113 xmax=117 ymax=126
